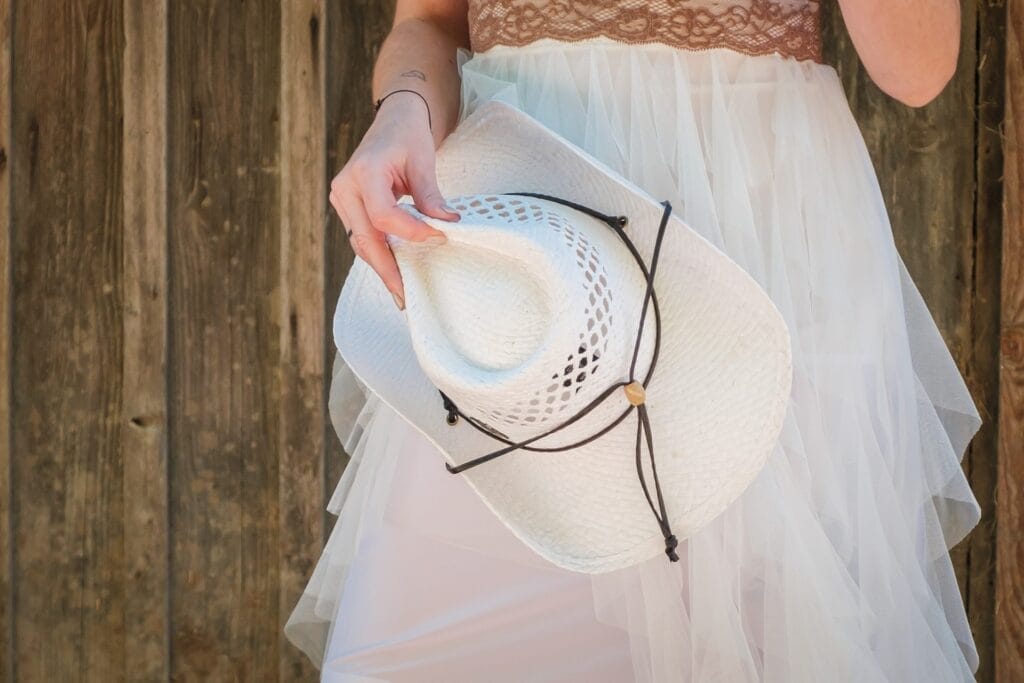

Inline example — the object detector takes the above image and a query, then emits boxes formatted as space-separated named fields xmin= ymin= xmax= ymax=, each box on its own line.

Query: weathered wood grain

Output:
xmin=122 ymin=1 xmax=169 ymax=680
xmin=969 ymin=0 xmax=1008 ymax=679
xmin=0 ymin=0 xmax=10 ymax=678
xmin=279 ymin=1 xmax=327 ymax=680
xmin=166 ymin=1 xmax=282 ymax=679
xmin=997 ymin=0 xmax=1024 ymax=679
xmin=823 ymin=2 xmax=1000 ymax=677
xmin=10 ymin=1 xmax=126 ymax=680
xmin=322 ymin=0 xmax=396 ymax=530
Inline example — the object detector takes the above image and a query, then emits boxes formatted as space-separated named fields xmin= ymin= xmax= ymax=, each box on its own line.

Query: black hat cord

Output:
xmin=437 ymin=193 xmax=678 ymax=563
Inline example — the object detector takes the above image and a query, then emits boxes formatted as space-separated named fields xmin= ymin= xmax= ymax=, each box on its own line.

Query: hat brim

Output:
xmin=334 ymin=101 xmax=792 ymax=573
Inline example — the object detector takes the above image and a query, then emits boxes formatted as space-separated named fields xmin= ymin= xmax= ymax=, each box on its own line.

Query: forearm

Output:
xmin=372 ymin=16 xmax=468 ymax=148
xmin=837 ymin=0 xmax=961 ymax=107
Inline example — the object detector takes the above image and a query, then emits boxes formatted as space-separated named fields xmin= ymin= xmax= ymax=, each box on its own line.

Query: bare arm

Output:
xmin=330 ymin=1 xmax=469 ymax=309
xmin=837 ymin=0 xmax=961 ymax=107
xmin=374 ymin=3 xmax=470 ymax=148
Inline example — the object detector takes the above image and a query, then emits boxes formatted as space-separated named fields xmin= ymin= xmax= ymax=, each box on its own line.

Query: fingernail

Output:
xmin=424 ymin=234 xmax=447 ymax=246
xmin=442 ymin=203 xmax=461 ymax=220
xmin=391 ymin=291 xmax=405 ymax=311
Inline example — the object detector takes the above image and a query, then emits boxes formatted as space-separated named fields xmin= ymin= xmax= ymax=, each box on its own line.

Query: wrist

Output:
xmin=374 ymin=89 xmax=432 ymax=133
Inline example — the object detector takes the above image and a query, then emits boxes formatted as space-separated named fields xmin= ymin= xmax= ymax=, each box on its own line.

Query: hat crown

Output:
xmin=393 ymin=195 xmax=647 ymax=444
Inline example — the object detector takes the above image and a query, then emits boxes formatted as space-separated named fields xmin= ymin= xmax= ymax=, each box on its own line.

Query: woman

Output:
xmin=286 ymin=1 xmax=982 ymax=681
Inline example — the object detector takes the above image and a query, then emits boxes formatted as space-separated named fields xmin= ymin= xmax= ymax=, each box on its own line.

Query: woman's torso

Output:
xmin=467 ymin=0 xmax=823 ymax=64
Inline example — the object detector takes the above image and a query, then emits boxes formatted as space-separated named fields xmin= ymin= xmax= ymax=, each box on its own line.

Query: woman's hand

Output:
xmin=330 ymin=91 xmax=461 ymax=311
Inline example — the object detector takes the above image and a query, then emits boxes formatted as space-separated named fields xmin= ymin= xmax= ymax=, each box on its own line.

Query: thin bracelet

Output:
xmin=373 ymin=89 xmax=432 ymax=132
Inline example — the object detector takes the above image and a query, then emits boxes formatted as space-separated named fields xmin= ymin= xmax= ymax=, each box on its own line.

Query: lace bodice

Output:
xmin=467 ymin=0 xmax=823 ymax=63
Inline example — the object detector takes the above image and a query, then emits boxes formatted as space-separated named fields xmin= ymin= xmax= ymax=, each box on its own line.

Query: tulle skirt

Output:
xmin=285 ymin=39 xmax=983 ymax=682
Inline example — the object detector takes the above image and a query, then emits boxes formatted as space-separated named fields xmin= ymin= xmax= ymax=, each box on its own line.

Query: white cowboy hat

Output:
xmin=334 ymin=100 xmax=792 ymax=574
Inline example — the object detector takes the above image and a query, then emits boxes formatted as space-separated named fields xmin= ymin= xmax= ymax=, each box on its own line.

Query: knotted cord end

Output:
xmin=664 ymin=534 xmax=679 ymax=562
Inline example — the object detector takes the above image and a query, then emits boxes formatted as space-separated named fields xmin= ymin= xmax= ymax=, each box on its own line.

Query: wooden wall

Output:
xmin=998 ymin=0 xmax=1024 ymax=679
xmin=0 ymin=1 xmax=1015 ymax=681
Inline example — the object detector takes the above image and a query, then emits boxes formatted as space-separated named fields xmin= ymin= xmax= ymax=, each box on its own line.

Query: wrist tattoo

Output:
xmin=400 ymin=69 xmax=427 ymax=81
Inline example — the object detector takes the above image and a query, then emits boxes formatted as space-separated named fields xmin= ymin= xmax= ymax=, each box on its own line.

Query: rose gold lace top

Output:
xmin=467 ymin=0 xmax=823 ymax=64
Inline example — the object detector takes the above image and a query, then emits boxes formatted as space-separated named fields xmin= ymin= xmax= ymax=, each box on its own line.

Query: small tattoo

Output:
xmin=400 ymin=69 xmax=427 ymax=81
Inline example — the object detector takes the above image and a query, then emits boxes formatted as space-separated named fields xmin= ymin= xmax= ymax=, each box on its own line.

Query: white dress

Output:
xmin=285 ymin=2 xmax=983 ymax=681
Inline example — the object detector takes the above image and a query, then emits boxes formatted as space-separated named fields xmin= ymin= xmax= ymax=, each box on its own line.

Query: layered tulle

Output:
xmin=285 ymin=39 xmax=982 ymax=682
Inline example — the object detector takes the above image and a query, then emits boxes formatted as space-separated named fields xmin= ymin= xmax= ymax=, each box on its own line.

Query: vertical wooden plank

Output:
xmin=322 ymin=0 xmax=395 ymax=528
xmin=823 ymin=1 xmax=999 ymax=677
xmin=10 ymin=1 xmax=125 ymax=681
xmin=167 ymin=2 xmax=282 ymax=679
xmin=997 ymin=0 xmax=1024 ymax=679
xmin=122 ymin=1 xmax=169 ymax=680
xmin=969 ymin=0 xmax=1007 ymax=679
xmin=279 ymin=1 xmax=326 ymax=680
xmin=0 ymin=0 xmax=10 ymax=678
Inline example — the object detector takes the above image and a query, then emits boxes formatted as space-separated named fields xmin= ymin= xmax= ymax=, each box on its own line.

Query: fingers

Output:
xmin=327 ymin=135 xmax=459 ymax=311
xmin=406 ymin=155 xmax=461 ymax=222
xmin=360 ymin=171 xmax=448 ymax=243
xmin=335 ymin=190 xmax=406 ymax=309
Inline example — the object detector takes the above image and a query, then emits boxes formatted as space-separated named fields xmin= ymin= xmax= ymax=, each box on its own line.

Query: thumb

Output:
xmin=407 ymin=157 xmax=461 ymax=222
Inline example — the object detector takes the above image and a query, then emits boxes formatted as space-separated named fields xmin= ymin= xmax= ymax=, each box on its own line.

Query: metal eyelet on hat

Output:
xmin=441 ymin=392 xmax=460 ymax=426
